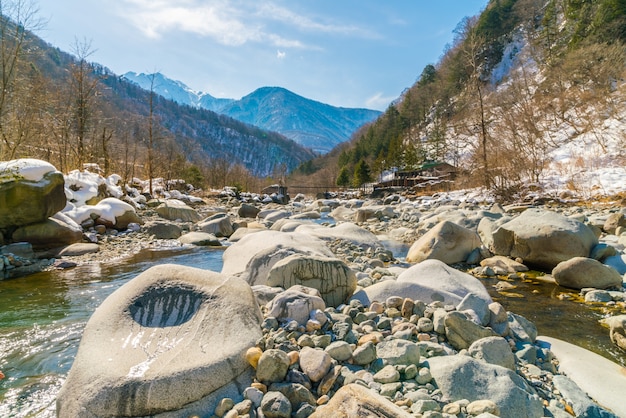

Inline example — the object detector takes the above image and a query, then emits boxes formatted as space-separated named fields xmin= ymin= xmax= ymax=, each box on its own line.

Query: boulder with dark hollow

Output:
xmin=57 ymin=264 xmax=263 ymax=417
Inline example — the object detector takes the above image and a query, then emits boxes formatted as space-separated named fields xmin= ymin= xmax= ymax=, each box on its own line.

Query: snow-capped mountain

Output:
xmin=122 ymin=72 xmax=381 ymax=154
xmin=122 ymin=72 xmax=234 ymax=112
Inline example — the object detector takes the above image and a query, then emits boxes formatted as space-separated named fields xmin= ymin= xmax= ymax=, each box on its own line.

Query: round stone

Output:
xmin=257 ymin=349 xmax=290 ymax=384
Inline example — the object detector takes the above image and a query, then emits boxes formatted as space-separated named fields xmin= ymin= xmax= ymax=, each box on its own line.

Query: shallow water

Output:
xmin=0 ymin=245 xmax=224 ymax=418
xmin=0 ymin=243 xmax=624 ymax=417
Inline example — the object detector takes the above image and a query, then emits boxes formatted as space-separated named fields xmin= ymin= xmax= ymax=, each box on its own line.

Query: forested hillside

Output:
xmin=0 ymin=4 xmax=315 ymax=190
xmin=290 ymin=0 xmax=626 ymax=199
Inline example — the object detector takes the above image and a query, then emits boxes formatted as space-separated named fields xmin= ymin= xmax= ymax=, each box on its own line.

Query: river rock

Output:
xmin=406 ymin=220 xmax=481 ymax=264
xmin=238 ymin=203 xmax=260 ymax=219
xmin=427 ymin=355 xmax=543 ymax=418
xmin=457 ymin=292 xmax=491 ymax=326
xmin=266 ymin=254 xmax=356 ymax=306
xmin=299 ymin=347 xmax=332 ymax=382
xmin=508 ymin=312 xmax=537 ymax=343
xmin=178 ymin=231 xmax=221 ymax=246
xmin=221 ymin=230 xmax=333 ymax=286
xmin=0 ymin=159 xmax=66 ymax=229
xmin=56 ymin=264 xmax=263 ymax=418
xmin=603 ymin=213 xmax=626 ymax=234
xmin=468 ymin=336 xmax=516 ymax=370
xmin=198 ymin=215 xmax=233 ymax=237
xmin=376 ymin=339 xmax=420 ymax=366
xmin=352 ymin=341 xmax=377 ymax=365
xmin=552 ymin=257 xmax=623 ymax=289
xmin=489 ymin=209 xmax=598 ymax=269
xmin=156 ymin=199 xmax=201 ymax=222
xmin=267 ymin=382 xmax=317 ymax=410
xmin=257 ymin=350 xmax=291 ymax=384
xmin=265 ymin=286 xmax=326 ymax=325
xmin=12 ymin=214 xmax=83 ymax=249
xmin=260 ymin=391 xmax=292 ymax=418
xmin=144 ymin=220 xmax=182 ymax=239
xmin=444 ymin=311 xmax=498 ymax=350
xmin=310 ymin=383 xmax=414 ymax=418
xmin=350 ymin=259 xmax=492 ymax=308
xmin=56 ymin=243 xmax=100 ymax=257
xmin=480 ymin=255 xmax=529 ymax=274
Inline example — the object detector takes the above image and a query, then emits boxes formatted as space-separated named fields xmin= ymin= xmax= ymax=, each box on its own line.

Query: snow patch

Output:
xmin=0 ymin=158 xmax=58 ymax=183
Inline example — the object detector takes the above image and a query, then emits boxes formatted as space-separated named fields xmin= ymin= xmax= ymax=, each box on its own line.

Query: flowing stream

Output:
xmin=0 ymin=243 xmax=624 ymax=417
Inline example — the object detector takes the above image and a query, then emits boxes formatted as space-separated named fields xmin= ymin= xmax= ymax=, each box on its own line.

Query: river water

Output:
xmin=0 ymin=243 xmax=624 ymax=417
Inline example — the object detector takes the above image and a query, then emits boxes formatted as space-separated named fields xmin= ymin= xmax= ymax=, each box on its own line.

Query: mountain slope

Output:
xmin=293 ymin=0 xmax=626 ymax=199
xmin=122 ymin=72 xmax=382 ymax=154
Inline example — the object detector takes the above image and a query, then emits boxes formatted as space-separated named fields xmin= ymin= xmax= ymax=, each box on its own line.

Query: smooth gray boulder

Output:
xmin=294 ymin=222 xmax=381 ymax=249
xmin=221 ymin=230 xmax=333 ymax=286
xmin=198 ymin=215 xmax=233 ymax=237
xmin=0 ymin=160 xmax=66 ymax=229
xmin=238 ymin=203 xmax=260 ymax=218
xmin=178 ymin=231 xmax=221 ymax=246
xmin=156 ymin=199 xmax=201 ymax=222
xmin=350 ymin=259 xmax=492 ymax=308
xmin=552 ymin=257 xmax=623 ymax=289
xmin=12 ymin=214 xmax=83 ymax=249
xmin=444 ymin=311 xmax=498 ymax=350
xmin=489 ymin=209 xmax=598 ymax=269
xmin=406 ymin=220 xmax=481 ymax=264
xmin=144 ymin=220 xmax=183 ymax=239
xmin=427 ymin=355 xmax=543 ymax=418
xmin=266 ymin=254 xmax=357 ymax=306
xmin=57 ymin=264 xmax=263 ymax=418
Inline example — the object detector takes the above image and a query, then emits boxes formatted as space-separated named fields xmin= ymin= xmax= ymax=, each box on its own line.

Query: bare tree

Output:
xmin=68 ymin=38 xmax=99 ymax=168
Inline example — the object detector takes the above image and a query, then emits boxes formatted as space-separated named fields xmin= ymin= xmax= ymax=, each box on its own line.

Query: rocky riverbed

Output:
xmin=2 ymin=160 xmax=626 ymax=417
xmin=45 ymin=191 xmax=625 ymax=418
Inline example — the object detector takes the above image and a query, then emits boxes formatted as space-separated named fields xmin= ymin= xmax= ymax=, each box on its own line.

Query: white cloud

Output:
xmin=119 ymin=0 xmax=375 ymax=48
xmin=276 ymin=50 xmax=286 ymax=59
xmin=365 ymin=92 xmax=395 ymax=110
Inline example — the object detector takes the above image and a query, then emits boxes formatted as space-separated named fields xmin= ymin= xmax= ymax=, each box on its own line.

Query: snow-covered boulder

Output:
xmin=63 ymin=197 xmax=143 ymax=230
xmin=0 ymin=159 xmax=66 ymax=229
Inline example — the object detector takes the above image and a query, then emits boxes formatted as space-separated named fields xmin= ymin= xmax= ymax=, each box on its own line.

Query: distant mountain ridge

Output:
xmin=122 ymin=72 xmax=382 ymax=154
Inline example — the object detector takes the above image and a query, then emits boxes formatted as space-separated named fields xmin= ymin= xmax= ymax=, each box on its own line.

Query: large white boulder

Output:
xmin=552 ymin=257 xmax=623 ymax=290
xmin=266 ymin=254 xmax=357 ymax=306
xmin=350 ymin=259 xmax=491 ymax=308
xmin=57 ymin=264 xmax=263 ymax=417
xmin=489 ymin=209 xmax=598 ymax=270
xmin=294 ymin=222 xmax=381 ymax=249
xmin=406 ymin=220 xmax=481 ymax=264
xmin=221 ymin=230 xmax=333 ymax=286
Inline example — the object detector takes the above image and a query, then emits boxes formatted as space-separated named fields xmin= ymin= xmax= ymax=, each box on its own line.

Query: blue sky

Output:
xmin=36 ymin=1 xmax=488 ymax=110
